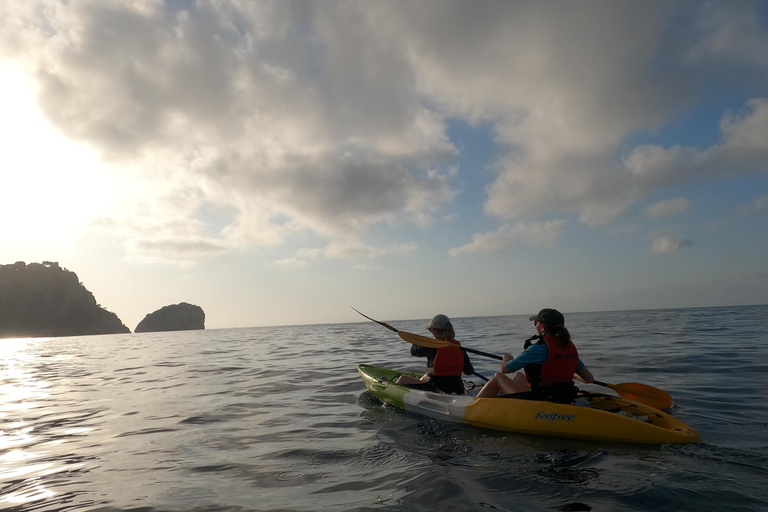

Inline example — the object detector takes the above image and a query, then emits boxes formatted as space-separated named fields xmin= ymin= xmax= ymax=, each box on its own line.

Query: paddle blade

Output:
xmin=611 ymin=382 xmax=673 ymax=410
xmin=396 ymin=330 xmax=454 ymax=349
xmin=594 ymin=380 xmax=673 ymax=410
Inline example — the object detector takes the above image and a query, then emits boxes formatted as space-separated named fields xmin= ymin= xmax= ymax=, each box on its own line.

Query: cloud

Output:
xmin=2 ymin=2 xmax=768 ymax=262
xmin=739 ymin=194 xmax=768 ymax=216
xmin=682 ymin=3 xmax=768 ymax=71
xmin=274 ymin=257 xmax=307 ymax=268
xmin=1 ymin=1 xmax=458 ymax=260
xmin=623 ymin=99 xmax=768 ymax=185
xmin=650 ymin=235 xmax=693 ymax=256
xmin=399 ymin=3 xmax=768 ymax=228
xmin=644 ymin=198 xmax=691 ymax=219
xmin=708 ymin=193 xmax=768 ymax=229
xmin=278 ymin=239 xmax=417 ymax=265
xmin=449 ymin=220 xmax=565 ymax=256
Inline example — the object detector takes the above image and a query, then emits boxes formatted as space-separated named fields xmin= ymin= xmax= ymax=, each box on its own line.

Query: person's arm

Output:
xmin=503 ymin=343 xmax=548 ymax=373
xmin=462 ymin=352 xmax=474 ymax=375
xmin=574 ymin=363 xmax=594 ymax=384
xmin=410 ymin=345 xmax=437 ymax=359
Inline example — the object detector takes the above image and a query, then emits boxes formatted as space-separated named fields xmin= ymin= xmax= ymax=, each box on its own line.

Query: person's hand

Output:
xmin=500 ymin=354 xmax=513 ymax=373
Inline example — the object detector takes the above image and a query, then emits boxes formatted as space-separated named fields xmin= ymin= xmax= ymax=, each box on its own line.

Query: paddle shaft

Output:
xmin=462 ymin=346 xmax=502 ymax=361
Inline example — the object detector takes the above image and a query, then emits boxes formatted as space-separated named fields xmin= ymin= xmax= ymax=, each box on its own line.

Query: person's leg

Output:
xmin=477 ymin=373 xmax=508 ymax=397
xmin=477 ymin=372 xmax=529 ymax=397
xmin=509 ymin=372 xmax=530 ymax=393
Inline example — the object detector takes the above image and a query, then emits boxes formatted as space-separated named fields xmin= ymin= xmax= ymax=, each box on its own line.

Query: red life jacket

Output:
xmin=524 ymin=334 xmax=579 ymax=388
xmin=432 ymin=340 xmax=465 ymax=376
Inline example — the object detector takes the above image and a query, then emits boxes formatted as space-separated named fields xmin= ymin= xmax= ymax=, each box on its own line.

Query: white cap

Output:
xmin=427 ymin=314 xmax=450 ymax=330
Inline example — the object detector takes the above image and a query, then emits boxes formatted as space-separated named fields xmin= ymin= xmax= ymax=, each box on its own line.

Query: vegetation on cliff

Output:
xmin=0 ymin=261 xmax=130 ymax=339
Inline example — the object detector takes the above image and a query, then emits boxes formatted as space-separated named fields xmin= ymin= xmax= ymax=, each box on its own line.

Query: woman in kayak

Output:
xmin=476 ymin=308 xmax=594 ymax=401
xmin=395 ymin=314 xmax=475 ymax=394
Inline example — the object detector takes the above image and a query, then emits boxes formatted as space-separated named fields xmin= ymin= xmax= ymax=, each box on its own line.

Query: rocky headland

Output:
xmin=0 ymin=261 xmax=131 ymax=338
xmin=135 ymin=302 xmax=206 ymax=333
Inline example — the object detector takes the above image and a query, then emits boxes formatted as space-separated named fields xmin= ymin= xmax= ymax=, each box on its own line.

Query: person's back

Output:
xmin=395 ymin=314 xmax=473 ymax=394
xmin=476 ymin=308 xmax=594 ymax=399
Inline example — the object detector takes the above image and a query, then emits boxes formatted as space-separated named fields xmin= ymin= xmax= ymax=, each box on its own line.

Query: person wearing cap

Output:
xmin=476 ymin=308 xmax=594 ymax=401
xmin=394 ymin=314 xmax=475 ymax=394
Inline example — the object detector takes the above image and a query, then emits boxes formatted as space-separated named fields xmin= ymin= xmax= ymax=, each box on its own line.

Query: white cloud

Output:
xmin=2 ymin=2 xmax=768 ymax=263
xmin=644 ymin=198 xmax=691 ymax=219
xmin=623 ymin=99 xmax=768 ymax=186
xmin=274 ymin=257 xmax=307 ymax=267
xmin=398 ymin=3 xmax=768 ymax=230
xmin=277 ymin=239 xmax=416 ymax=265
xmin=449 ymin=220 xmax=565 ymax=256
xmin=650 ymin=235 xmax=693 ymax=256
xmin=0 ymin=1 xmax=459 ymax=261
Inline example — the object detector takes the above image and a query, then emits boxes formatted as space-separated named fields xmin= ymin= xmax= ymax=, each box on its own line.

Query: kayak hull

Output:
xmin=358 ymin=364 xmax=700 ymax=445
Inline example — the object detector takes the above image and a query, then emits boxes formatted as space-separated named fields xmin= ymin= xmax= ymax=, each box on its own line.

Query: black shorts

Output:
xmin=406 ymin=375 xmax=465 ymax=395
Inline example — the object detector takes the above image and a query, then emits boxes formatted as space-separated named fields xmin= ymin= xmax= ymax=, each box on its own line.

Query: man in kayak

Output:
xmin=476 ymin=308 xmax=594 ymax=402
xmin=394 ymin=314 xmax=475 ymax=394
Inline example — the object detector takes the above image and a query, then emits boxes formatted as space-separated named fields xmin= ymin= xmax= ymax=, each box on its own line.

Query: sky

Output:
xmin=1 ymin=1 xmax=767 ymax=330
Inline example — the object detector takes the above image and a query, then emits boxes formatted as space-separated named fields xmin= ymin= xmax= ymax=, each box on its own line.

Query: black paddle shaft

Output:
xmin=460 ymin=335 xmax=541 ymax=361
xmin=461 ymin=346 xmax=503 ymax=360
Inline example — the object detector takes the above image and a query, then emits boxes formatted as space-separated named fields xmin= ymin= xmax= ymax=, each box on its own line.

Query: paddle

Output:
xmin=352 ymin=307 xmax=673 ymax=408
xmin=592 ymin=380 xmax=673 ymax=410
xmin=352 ymin=307 xmax=489 ymax=381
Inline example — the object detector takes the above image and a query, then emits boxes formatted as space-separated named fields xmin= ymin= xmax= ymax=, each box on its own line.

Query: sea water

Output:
xmin=0 ymin=305 xmax=766 ymax=511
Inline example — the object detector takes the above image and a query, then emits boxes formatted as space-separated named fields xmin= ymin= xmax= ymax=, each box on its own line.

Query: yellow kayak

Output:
xmin=358 ymin=364 xmax=701 ymax=445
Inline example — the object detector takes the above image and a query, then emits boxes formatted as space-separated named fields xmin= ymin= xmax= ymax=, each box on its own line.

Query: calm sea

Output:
xmin=1 ymin=305 xmax=766 ymax=512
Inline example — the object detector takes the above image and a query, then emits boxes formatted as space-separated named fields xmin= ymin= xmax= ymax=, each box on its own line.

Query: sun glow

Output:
xmin=0 ymin=61 xmax=116 ymax=258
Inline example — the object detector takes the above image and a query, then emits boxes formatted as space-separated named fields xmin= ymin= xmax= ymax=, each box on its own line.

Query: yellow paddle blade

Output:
xmin=396 ymin=330 xmax=458 ymax=349
xmin=610 ymin=382 xmax=673 ymax=410
xmin=595 ymin=380 xmax=673 ymax=410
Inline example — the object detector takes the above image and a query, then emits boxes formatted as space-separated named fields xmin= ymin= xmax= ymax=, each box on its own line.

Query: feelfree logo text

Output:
xmin=534 ymin=412 xmax=576 ymax=422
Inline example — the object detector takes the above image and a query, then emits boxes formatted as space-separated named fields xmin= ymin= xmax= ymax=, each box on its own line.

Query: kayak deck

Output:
xmin=358 ymin=364 xmax=701 ymax=445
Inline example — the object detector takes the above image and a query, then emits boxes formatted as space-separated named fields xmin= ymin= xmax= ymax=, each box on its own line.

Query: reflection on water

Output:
xmin=0 ymin=307 xmax=766 ymax=512
xmin=0 ymin=338 xmax=55 ymax=507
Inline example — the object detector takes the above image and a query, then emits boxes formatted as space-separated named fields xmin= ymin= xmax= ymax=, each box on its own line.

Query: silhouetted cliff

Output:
xmin=0 ymin=261 xmax=130 ymax=338
xmin=135 ymin=302 xmax=205 ymax=333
